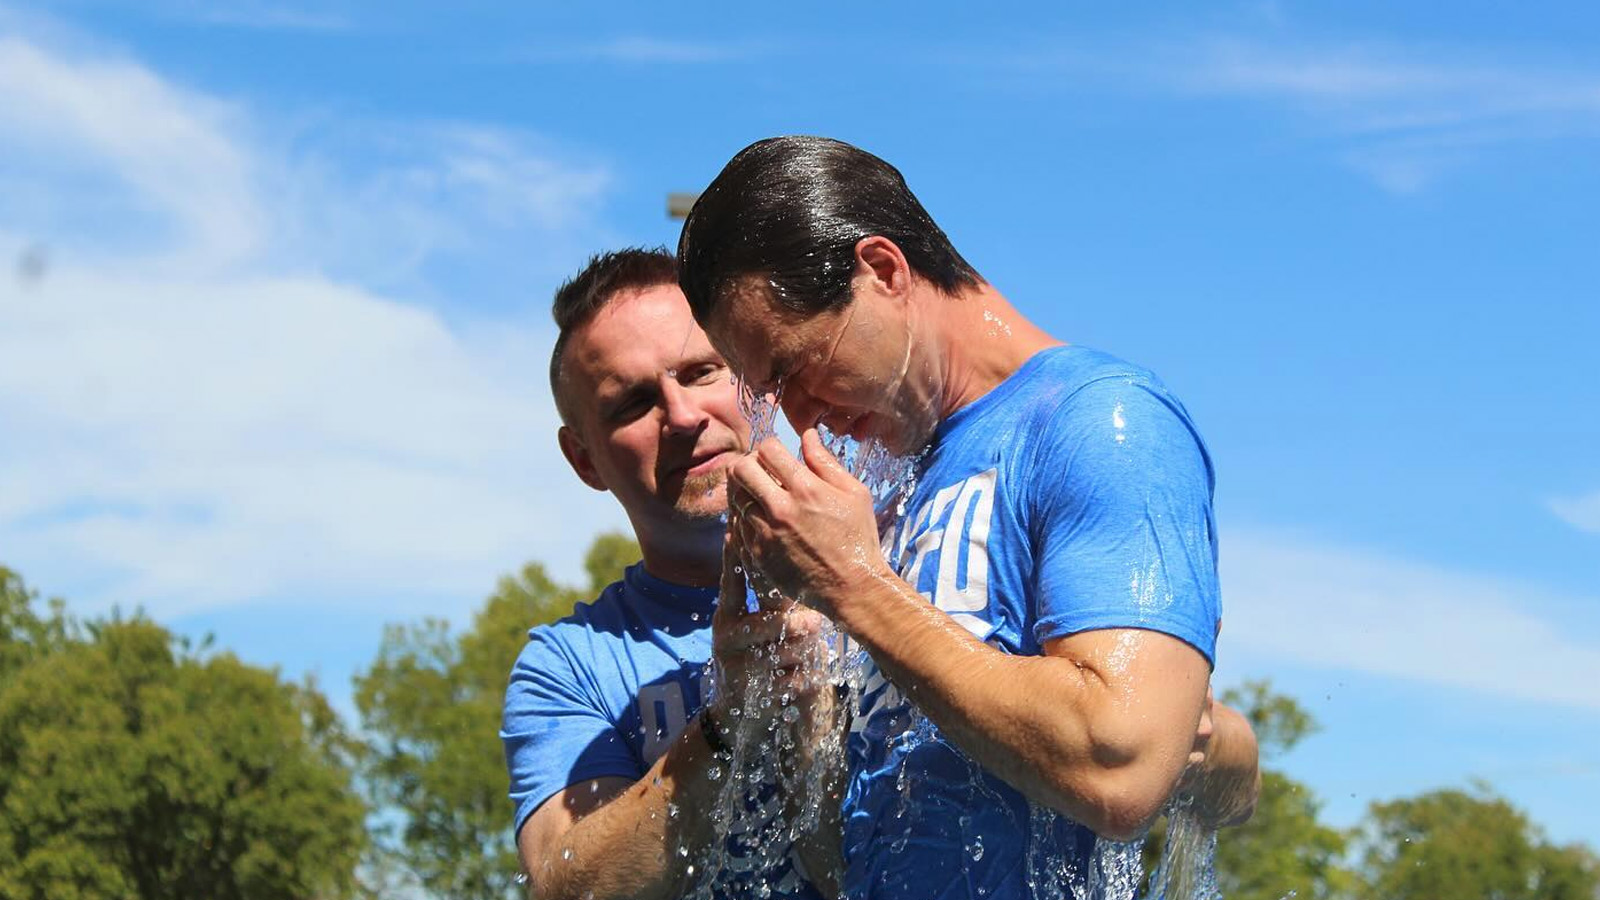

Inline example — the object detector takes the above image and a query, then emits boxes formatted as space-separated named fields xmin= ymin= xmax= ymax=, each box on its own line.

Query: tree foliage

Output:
xmin=0 ymin=568 xmax=367 ymax=900
xmin=353 ymin=532 xmax=639 ymax=899
xmin=1355 ymin=783 xmax=1600 ymax=900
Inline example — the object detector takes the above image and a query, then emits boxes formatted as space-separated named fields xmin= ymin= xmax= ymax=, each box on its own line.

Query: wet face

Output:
xmin=705 ymin=279 xmax=938 ymax=457
xmin=558 ymin=284 xmax=749 ymax=530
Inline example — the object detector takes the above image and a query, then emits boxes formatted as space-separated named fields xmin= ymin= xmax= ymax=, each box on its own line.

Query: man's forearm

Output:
xmin=527 ymin=718 xmax=723 ymax=900
xmin=1186 ymin=703 xmax=1259 ymax=828
xmin=834 ymin=572 xmax=1208 ymax=841
xmin=531 ymin=699 xmax=847 ymax=900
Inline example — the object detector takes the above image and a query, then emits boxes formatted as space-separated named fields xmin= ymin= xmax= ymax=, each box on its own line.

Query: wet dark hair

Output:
xmin=549 ymin=247 xmax=679 ymax=425
xmin=677 ymin=136 xmax=981 ymax=325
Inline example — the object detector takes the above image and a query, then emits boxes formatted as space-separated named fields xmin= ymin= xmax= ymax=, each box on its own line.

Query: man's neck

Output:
xmin=635 ymin=522 xmax=724 ymax=589
xmin=931 ymin=283 xmax=1062 ymax=420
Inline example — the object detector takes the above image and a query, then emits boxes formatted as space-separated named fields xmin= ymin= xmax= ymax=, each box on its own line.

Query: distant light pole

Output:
xmin=667 ymin=192 xmax=699 ymax=221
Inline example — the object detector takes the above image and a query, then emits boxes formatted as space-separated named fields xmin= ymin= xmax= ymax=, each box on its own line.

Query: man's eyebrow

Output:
xmin=594 ymin=373 xmax=645 ymax=402
xmin=678 ymin=350 xmax=727 ymax=370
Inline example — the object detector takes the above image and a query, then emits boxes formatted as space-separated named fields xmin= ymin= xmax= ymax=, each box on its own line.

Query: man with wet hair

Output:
xmin=678 ymin=137 xmax=1261 ymax=899
xmin=500 ymin=247 xmax=834 ymax=900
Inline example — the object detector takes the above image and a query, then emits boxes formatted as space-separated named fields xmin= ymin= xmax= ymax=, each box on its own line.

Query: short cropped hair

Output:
xmin=549 ymin=247 xmax=679 ymax=426
xmin=677 ymin=136 xmax=981 ymax=325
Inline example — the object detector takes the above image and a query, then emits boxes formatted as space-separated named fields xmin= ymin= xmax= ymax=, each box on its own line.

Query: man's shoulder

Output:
xmin=982 ymin=346 xmax=1209 ymax=494
xmin=1021 ymin=345 xmax=1172 ymax=405
xmin=516 ymin=579 xmax=632 ymax=667
xmin=951 ymin=345 xmax=1178 ymax=446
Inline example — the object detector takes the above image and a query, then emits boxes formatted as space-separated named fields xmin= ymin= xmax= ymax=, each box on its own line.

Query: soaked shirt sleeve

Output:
xmin=1026 ymin=375 xmax=1221 ymax=664
xmin=500 ymin=628 xmax=642 ymax=840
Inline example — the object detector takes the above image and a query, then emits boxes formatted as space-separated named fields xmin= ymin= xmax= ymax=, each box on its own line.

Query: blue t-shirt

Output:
xmin=841 ymin=345 xmax=1222 ymax=900
xmin=501 ymin=563 xmax=822 ymax=899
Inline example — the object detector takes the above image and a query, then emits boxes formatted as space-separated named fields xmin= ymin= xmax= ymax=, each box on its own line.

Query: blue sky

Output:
xmin=1 ymin=0 xmax=1596 ymax=855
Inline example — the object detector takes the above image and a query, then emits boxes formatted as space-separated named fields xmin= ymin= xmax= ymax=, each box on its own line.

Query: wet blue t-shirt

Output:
xmin=501 ymin=563 xmax=822 ymax=899
xmin=842 ymin=345 xmax=1222 ymax=899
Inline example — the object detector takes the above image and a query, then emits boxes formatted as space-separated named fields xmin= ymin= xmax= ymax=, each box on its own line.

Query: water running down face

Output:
xmin=705 ymin=276 xmax=937 ymax=459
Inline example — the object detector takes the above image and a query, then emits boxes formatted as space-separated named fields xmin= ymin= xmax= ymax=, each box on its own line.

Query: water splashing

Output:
xmin=692 ymin=380 xmax=920 ymax=900
xmin=700 ymin=372 xmax=1221 ymax=900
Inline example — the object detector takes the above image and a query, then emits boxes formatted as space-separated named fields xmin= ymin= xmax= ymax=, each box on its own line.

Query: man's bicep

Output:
xmin=1042 ymin=628 xmax=1210 ymax=749
xmin=1038 ymin=628 xmax=1212 ymax=834
xmin=518 ymin=776 xmax=635 ymax=874
xmin=502 ymin=638 xmax=642 ymax=844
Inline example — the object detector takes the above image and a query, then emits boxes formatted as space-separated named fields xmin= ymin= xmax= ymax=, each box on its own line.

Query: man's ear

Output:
xmin=558 ymin=425 xmax=608 ymax=492
xmin=853 ymin=235 xmax=912 ymax=300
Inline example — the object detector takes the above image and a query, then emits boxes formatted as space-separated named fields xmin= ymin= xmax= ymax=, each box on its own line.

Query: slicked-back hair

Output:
xmin=677 ymin=136 xmax=981 ymax=326
xmin=549 ymin=247 xmax=679 ymax=426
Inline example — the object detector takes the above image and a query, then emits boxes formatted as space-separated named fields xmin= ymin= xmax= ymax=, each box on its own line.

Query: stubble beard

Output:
xmin=673 ymin=469 xmax=732 ymax=523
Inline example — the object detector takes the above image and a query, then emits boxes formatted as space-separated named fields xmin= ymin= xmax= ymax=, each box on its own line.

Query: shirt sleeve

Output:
xmin=1026 ymin=375 xmax=1221 ymax=664
xmin=500 ymin=628 xmax=643 ymax=840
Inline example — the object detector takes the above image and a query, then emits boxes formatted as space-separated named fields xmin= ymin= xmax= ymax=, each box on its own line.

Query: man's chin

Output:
xmin=671 ymin=471 xmax=732 ymax=521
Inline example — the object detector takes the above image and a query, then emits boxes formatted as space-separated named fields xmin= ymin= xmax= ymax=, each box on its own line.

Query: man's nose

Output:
xmin=660 ymin=380 xmax=708 ymax=434
xmin=780 ymin=390 xmax=824 ymax=435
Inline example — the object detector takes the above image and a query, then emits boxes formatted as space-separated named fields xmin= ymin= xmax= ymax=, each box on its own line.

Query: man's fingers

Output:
xmin=729 ymin=452 xmax=786 ymax=516
xmin=755 ymin=437 xmax=812 ymax=492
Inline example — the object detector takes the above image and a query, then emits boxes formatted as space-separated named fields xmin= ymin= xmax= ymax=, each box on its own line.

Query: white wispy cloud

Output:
xmin=0 ymin=36 xmax=262 ymax=266
xmin=985 ymin=33 xmax=1600 ymax=192
xmin=1219 ymin=531 xmax=1600 ymax=713
xmin=0 ymin=32 xmax=629 ymax=619
xmin=1174 ymin=38 xmax=1600 ymax=192
xmin=1549 ymin=491 xmax=1600 ymax=535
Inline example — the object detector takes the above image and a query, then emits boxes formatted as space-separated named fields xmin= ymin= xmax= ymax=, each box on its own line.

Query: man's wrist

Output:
xmin=829 ymin=566 xmax=914 ymax=639
xmin=698 ymin=707 xmax=732 ymax=756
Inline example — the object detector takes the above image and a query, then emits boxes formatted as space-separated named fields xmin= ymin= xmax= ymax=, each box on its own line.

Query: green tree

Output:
xmin=0 ymin=569 xmax=367 ymax=900
xmin=1142 ymin=680 xmax=1353 ymax=900
xmin=0 ymin=566 xmax=73 ymax=678
xmin=354 ymin=531 xmax=639 ymax=899
xmin=1354 ymin=783 xmax=1600 ymax=900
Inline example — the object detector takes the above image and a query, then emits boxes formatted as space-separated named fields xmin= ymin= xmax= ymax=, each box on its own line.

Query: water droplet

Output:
xmin=515 ymin=873 xmax=528 ymax=885
xmin=562 ymin=848 xmax=573 ymax=861
xmin=969 ymin=838 xmax=985 ymax=861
